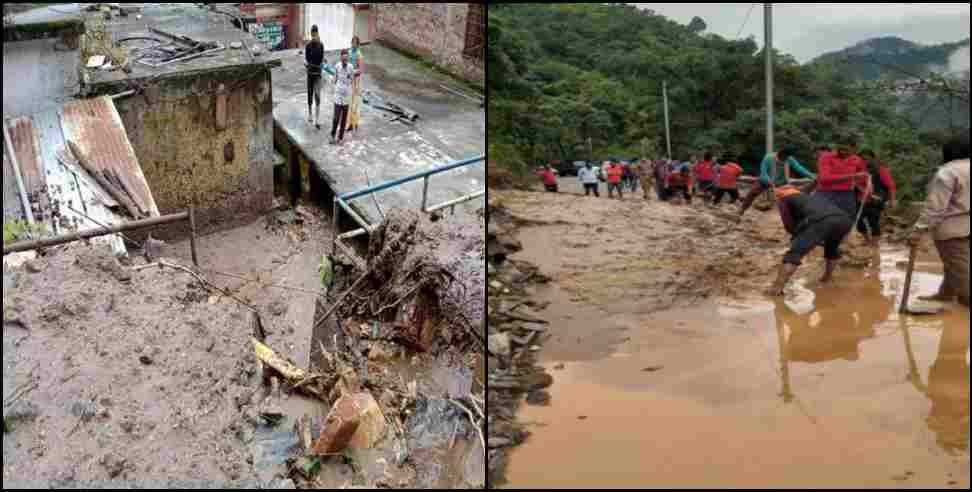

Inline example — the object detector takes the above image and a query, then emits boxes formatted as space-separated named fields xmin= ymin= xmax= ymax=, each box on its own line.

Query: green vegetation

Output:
xmin=488 ymin=3 xmax=966 ymax=204
xmin=3 ymin=220 xmax=47 ymax=244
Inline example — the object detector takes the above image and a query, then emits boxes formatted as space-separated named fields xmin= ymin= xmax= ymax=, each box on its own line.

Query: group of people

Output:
xmin=533 ymin=131 xmax=968 ymax=306
xmin=304 ymin=25 xmax=365 ymax=145
xmin=763 ymin=133 xmax=967 ymax=308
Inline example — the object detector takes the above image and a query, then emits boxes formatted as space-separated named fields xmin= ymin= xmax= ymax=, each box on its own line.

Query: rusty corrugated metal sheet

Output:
xmin=2 ymin=149 xmax=26 ymax=223
xmin=5 ymin=116 xmax=49 ymax=223
xmin=59 ymin=96 xmax=160 ymax=217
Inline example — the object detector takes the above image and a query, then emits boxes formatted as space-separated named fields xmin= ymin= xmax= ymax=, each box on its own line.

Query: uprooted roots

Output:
xmin=336 ymin=210 xmax=479 ymax=348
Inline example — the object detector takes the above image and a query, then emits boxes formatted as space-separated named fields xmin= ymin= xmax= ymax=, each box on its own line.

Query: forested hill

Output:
xmin=812 ymin=37 xmax=971 ymax=81
xmin=488 ymin=3 xmax=957 ymax=203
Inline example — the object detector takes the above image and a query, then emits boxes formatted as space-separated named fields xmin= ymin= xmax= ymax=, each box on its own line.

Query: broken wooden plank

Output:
xmin=67 ymin=140 xmax=142 ymax=219
xmin=56 ymin=148 xmax=118 ymax=208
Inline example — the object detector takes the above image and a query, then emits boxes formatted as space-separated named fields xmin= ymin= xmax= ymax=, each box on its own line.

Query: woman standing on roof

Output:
xmin=346 ymin=36 xmax=365 ymax=134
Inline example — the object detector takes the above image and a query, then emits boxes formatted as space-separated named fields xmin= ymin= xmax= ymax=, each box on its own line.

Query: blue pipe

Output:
xmin=339 ymin=155 xmax=485 ymax=201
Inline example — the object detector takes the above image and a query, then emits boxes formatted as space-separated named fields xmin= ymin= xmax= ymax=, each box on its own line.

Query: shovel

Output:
xmin=899 ymin=243 xmax=945 ymax=316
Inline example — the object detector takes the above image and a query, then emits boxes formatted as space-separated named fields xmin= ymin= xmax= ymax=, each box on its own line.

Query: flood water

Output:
xmin=502 ymin=246 xmax=970 ymax=489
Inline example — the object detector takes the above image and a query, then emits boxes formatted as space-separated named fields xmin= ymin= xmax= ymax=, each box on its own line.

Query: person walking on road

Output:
xmin=712 ymin=158 xmax=744 ymax=206
xmin=766 ymin=186 xmax=854 ymax=296
xmin=579 ymin=161 xmax=601 ymax=197
xmin=639 ymin=159 xmax=655 ymax=200
xmin=857 ymin=149 xmax=897 ymax=245
xmin=537 ymin=165 xmax=559 ymax=193
xmin=694 ymin=153 xmax=717 ymax=199
xmin=655 ymin=159 xmax=670 ymax=201
xmin=625 ymin=161 xmax=639 ymax=193
xmin=909 ymin=132 xmax=969 ymax=307
xmin=607 ymin=160 xmax=626 ymax=199
xmin=738 ymin=147 xmax=817 ymax=220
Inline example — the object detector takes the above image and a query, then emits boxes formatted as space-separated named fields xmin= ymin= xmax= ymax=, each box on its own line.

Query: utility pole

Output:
xmin=588 ymin=136 xmax=593 ymax=162
xmin=663 ymin=80 xmax=672 ymax=161
xmin=765 ymin=3 xmax=774 ymax=164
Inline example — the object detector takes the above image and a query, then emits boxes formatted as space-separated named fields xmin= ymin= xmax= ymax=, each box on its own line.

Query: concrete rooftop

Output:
xmin=2 ymin=37 xmax=80 ymax=118
xmin=269 ymin=42 xmax=486 ymax=224
xmin=84 ymin=3 xmax=279 ymax=88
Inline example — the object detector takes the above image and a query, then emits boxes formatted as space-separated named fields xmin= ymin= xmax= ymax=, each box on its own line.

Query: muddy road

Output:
xmin=489 ymin=189 xmax=970 ymax=489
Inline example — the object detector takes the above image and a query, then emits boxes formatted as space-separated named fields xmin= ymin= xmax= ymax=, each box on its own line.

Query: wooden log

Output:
xmin=67 ymin=140 xmax=142 ymax=219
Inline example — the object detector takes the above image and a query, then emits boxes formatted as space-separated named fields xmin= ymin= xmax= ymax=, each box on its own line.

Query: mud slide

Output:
xmin=488 ymin=189 xmax=969 ymax=489
xmin=3 ymin=204 xmax=485 ymax=489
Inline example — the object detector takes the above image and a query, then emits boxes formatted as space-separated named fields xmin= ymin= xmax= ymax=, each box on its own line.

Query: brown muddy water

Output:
xmin=502 ymin=242 xmax=970 ymax=489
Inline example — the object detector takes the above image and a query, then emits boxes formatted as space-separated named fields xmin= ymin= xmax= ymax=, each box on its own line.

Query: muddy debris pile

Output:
xmin=2 ymin=244 xmax=283 ymax=489
xmin=264 ymin=208 xmax=486 ymax=489
xmin=486 ymin=199 xmax=554 ymax=488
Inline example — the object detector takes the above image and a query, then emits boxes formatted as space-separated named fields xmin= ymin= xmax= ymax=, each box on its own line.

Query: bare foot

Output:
xmin=819 ymin=275 xmax=833 ymax=284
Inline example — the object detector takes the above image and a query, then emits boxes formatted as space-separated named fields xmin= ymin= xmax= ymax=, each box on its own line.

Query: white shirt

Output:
xmin=332 ymin=62 xmax=355 ymax=106
xmin=916 ymin=159 xmax=970 ymax=241
xmin=578 ymin=167 xmax=600 ymax=185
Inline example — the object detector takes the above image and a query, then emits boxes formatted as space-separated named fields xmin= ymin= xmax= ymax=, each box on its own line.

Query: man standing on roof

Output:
xmin=305 ymin=25 xmax=325 ymax=129
xmin=766 ymin=186 xmax=854 ymax=296
xmin=607 ymin=159 xmax=625 ymax=199
xmin=323 ymin=49 xmax=360 ymax=145
xmin=909 ymin=132 xmax=969 ymax=307
xmin=738 ymin=146 xmax=817 ymax=220
xmin=817 ymin=135 xmax=868 ymax=218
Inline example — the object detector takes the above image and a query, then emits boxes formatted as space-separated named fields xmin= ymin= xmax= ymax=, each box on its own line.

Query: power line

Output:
xmin=735 ymin=3 xmax=757 ymax=40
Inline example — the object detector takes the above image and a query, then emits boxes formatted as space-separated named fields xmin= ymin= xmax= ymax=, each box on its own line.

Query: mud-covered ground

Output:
xmin=3 ymin=244 xmax=274 ymax=489
xmin=485 ymin=186 xmax=919 ymax=487
xmin=3 ymin=205 xmax=485 ymax=489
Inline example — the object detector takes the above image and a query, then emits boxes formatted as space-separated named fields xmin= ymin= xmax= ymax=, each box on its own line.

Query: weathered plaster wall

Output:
xmin=104 ymin=68 xmax=275 ymax=237
xmin=373 ymin=3 xmax=484 ymax=87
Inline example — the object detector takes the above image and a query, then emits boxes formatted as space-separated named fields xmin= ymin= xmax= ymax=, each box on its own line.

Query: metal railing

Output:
xmin=331 ymin=154 xmax=486 ymax=263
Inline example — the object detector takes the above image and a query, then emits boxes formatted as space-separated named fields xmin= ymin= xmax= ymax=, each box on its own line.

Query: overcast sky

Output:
xmin=631 ymin=3 xmax=971 ymax=64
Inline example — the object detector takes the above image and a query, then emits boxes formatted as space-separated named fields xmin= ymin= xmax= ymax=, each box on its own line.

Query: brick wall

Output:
xmin=105 ymin=68 xmax=275 ymax=238
xmin=373 ymin=3 xmax=484 ymax=87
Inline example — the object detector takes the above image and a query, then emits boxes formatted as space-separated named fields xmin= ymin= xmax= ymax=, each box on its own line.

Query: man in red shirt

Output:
xmin=537 ymin=165 xmax=559 ymax=193
xmin=712 ymin=157 xmax=744 ymax=205
xmin=693 ymin=153 xmax=717 ymax=198
xmin=666 ymin=165 xmax=693 ymax=204
xmin=607 ymin=160 xmax=625 ymax=199
xmin=816 ymin=135 xmax=869 ymax=218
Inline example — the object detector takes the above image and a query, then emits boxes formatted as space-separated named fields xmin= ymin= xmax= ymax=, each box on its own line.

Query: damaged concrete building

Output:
xmin=79 ymin=5 xmax=283 ymax=236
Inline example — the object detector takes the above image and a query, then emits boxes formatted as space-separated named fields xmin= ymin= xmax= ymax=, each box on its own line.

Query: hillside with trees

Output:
xmin=488 ymin=3 xmax=968 ymax=204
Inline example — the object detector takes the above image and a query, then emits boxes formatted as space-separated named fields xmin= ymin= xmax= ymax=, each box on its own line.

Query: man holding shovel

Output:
xmin=908 ymin=132 xmax=970 ymax=308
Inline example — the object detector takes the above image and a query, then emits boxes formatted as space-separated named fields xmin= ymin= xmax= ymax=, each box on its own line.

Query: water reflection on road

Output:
xmin=503 ymin=246 xmax=970 ymax=489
